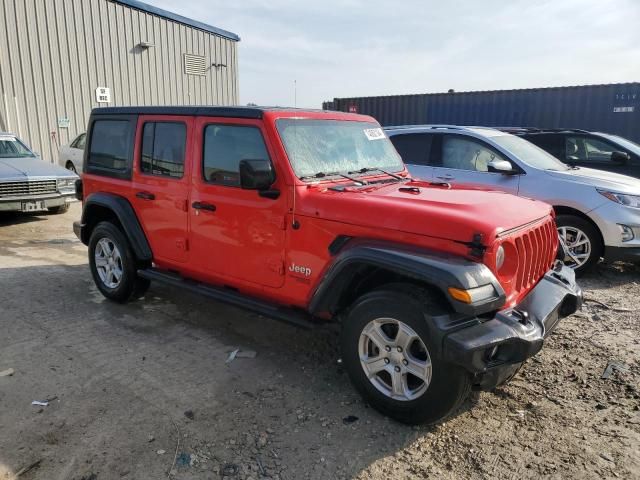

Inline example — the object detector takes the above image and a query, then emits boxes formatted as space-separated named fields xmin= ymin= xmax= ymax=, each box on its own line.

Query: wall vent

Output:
xmin=183 ymin=54 xmax=207 ymax=76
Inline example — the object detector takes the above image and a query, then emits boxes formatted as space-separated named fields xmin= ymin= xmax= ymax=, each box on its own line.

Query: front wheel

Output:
xmin=341 ymin=284 xmax=471 ymax=425
xmin=556 ymin=214 xmax=602 ymax=275
xmin=88 ymin=221 xmax=150 ymax=303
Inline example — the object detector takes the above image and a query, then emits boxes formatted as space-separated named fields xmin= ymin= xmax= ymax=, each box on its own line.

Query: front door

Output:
xmin=132 ymin=115 xmax=193 ymax=264
xmin=564 ymin=135 xmax=637 ymax=176
xmin=189 ymin=117 xmax=287 ymax=288
xmin=431 ymin=134 xmax=521 ymax=194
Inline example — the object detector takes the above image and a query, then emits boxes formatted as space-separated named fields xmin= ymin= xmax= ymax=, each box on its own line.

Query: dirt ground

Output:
xmin=0 ymin=203 xmax=638 ymax=480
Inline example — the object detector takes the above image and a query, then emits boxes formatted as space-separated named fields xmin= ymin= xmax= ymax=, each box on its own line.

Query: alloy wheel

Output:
xmin=95 ymin=237 xmax=123 ymax=288
xmin=358 ymin=317 xmax=432 ymax=401
xmin=558 ymin=226 xmax=591 ymax=269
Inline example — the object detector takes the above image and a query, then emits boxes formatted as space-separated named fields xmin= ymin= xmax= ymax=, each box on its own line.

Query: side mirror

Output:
xmin=487 ymin=159 xmax=517 ymax=175
xmin=611 ymin=151 xmax=630 ymax=165
xmin=239 ymin=159 xmax=275 ymax=191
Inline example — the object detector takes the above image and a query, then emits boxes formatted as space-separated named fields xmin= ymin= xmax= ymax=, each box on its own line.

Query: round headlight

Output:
xmin=496 ymin=245 xmax=505 ymax=271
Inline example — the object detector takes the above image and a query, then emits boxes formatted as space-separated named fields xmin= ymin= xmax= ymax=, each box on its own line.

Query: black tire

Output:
xmin=88 ymin=221 xmax=150 ymax=303
xmin=341 ymin=284 xmax=471 ymax=425
xmin=556 ymin=214 xmax=602 ymax=276
xmin=48 ymin=203 xmax=70 ymax=214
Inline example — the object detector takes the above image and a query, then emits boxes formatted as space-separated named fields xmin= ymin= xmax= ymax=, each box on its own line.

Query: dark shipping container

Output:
xmin=324 ymin=83 xmax=640 ymax=143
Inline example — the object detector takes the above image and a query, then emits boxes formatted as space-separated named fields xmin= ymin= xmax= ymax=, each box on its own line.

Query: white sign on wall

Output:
xmin=58 ymin=117 xmax=70 ymax=128
xmin=96 ymin=87 xmax=111 ymax=104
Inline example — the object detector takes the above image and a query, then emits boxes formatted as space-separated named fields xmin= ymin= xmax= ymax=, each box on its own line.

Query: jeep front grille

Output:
xmin=513 ymin=217 xmax=557 ymax=292
xmin=0 ymin=180 xmax=58 ymax=198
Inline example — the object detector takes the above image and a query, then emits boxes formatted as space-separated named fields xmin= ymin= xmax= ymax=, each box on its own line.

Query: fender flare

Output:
xmin=80 ymin=192 xmax=153 ymax=261
xmin=308 ymin=240 xmax=505 ymax=317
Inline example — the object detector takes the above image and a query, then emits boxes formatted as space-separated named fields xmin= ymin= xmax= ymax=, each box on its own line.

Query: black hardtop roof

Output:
xmin=90 ymin=105 xmax=334 ymax=119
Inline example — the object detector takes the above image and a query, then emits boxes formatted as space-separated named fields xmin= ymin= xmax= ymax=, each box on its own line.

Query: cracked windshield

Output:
xmin=276 ymin=119 xmax=404 ymax=179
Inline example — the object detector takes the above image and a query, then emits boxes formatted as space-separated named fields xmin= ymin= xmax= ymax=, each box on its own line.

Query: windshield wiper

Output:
xmin=299 ymin=171 xmax=368 ymax=185
xmin=349 ymin=167 xmax=409 ymax=181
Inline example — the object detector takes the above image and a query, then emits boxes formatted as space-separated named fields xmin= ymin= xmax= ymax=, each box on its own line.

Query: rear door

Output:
xmin=389 ymin=132 xmax=434 ymax=181
xmin=131 ymin=115 xmax=193 ymax=264
xmin=431 ymin=133 xmax=520 ymax=194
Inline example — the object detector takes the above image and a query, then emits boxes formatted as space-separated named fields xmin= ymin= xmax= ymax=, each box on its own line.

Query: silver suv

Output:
xmin=386 ymin=125 xmax=640 ymax=274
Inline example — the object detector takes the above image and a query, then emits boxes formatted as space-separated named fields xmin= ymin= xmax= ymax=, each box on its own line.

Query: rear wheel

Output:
xmin=88 ymin=221 xmax=150 ymax=302
xmin=556 ymin=214 xmax=602 ymax=275
xmin=341 ymin=284 xmax=471 ymax=425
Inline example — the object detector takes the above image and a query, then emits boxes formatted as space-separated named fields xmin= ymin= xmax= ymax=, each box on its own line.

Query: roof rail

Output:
xmin=497 ymin=127 xmax=592 ymax=134
xmin=383 ymin=124 xmax=468 ymax=131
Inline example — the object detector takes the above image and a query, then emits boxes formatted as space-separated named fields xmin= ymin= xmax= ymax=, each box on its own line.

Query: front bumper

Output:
xmin=0 ymin=192 xmax=76 ymax=212
xmin=588 ymin=201 xmax=640 ymax=259
xmin=442 ymin=263 xmax=582 ymax=389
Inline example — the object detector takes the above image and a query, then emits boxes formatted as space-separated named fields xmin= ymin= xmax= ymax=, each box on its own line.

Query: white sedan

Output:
xmin=58 ymin=132 xmax=85 ymax=173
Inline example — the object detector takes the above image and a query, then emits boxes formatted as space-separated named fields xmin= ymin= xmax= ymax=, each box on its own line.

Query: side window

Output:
xmin=88 ymin=120 xmax=131 ymax=171
xmin=140 ymin=122 xmax=186 ymax=178
xmin=584 ymin=138 xmax=617 ymax=162
xmin=525 ymin=134 xmax=563 ymax=159
xmin=565 ymin=136 xmax=616 ymax=163
xmin=76 ymin=133 xmax=86 ymax=150
xmin=389 ymin=134 xmax=432 ymax=166
xmin=442 ymin=136 xmax=506 ymax=172
xmin=203 ymin=124 xmax=270 ymax=186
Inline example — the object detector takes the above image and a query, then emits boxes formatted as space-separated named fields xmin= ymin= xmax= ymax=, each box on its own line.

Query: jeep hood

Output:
xmin=298 ymin=180 xmax=552 ymax=245
xmin=545 ymin=167 xmax=640 ymax=194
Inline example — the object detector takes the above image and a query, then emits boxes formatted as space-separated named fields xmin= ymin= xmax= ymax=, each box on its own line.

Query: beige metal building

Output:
xmin=0 ymin=0 xmax=240 ymax=163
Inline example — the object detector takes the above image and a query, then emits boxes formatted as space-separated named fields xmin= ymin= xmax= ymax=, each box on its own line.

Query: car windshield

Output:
xmin=0 ymin=135 xmax=35 ymax=158
xmin=276 ymin=119 xmax=404 ymax=179
xmin=596 ymin=133 xmax=640 ymax=156
xmin=492 ymin=134 xmax=570 ymax=171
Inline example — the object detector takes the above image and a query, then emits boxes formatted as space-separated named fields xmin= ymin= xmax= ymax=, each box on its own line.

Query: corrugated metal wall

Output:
xmin=0 ymin=0 xmax=239 ymax=163
xmin=325 ymin=83 xmax=640 ymax=143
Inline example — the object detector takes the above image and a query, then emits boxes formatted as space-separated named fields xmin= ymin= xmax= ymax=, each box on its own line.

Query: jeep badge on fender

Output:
xmin=73 ymin=105 xmax=582 ymax=425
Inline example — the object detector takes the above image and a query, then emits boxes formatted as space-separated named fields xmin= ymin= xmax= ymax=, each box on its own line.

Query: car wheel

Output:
xmin=341 ymin=284 xmax=471 ymax=425
xmin=48 ymin=204 xmax=70 ymax=214
xmin=88 ymin=221 xmax=150 ymax=303
xmin=65 ymin=161 xmax=77 ymax=173
xmin=556 ymin=214 xmax=602 ymax=275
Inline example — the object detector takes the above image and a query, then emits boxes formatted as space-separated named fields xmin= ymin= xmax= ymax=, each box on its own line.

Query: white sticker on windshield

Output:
xmin=364 ymin=128 xmax=385 ymax=141
xmin=0 ymin=136 xmax=16 ymax=142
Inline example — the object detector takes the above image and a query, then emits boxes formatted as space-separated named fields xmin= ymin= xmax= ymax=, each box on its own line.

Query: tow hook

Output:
xmin=512 ymin=309 xmax=530 ymax=325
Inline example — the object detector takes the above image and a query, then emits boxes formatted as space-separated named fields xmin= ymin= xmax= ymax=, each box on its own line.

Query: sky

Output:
xmin=147 ymin=0 xmax=640 ymax=108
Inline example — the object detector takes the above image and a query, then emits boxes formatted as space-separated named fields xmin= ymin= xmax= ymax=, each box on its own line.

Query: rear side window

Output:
xmin=390 ymin=133 xmax=432 ymax=166
xmin=523 ymin=134 xmax=563 ymax=159
xmin=88 ymin=120 xmax=133 ymax=175
xmin=71 ymin=133 xmax=86 ymax=149
xmin=203 ymin=125 xmax=270 ymax=186
xmin=140 ymin=122 xmax=186 ymax=178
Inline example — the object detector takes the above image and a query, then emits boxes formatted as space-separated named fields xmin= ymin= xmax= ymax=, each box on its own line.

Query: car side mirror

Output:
xmin=611 ymin=151 xmax=630 ymax=165
xmin=239 ymin=159 xmax=276 ymax=191
xmin=487 ymin=159 xmax=517 ymax=175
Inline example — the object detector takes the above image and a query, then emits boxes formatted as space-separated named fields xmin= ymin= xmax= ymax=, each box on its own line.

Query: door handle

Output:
xmin=192 ymin=201 xmax=216 ymax=212
xmin=436 ymin=174 xmax=454 ymax=180
xmin=136 ymin=191 xmax=155 ymax=200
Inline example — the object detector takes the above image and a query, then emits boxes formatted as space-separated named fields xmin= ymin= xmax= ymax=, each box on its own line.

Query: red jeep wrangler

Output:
xmin=74 ymin=106 xmax=581 ymax=424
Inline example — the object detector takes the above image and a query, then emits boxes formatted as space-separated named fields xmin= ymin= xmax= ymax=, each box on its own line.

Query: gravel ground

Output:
xmin=0 ymin=203 xmax=638 ymax=480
